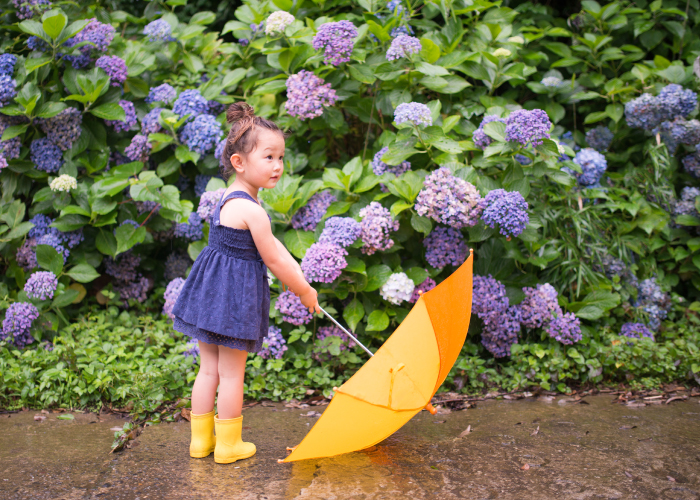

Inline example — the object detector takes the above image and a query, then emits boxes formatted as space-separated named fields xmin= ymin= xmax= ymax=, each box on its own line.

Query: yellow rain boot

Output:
xmin=189 ymin=409 xmax=216 ymax=458
xmin=214 ymin=415 xmax=256 ymax=464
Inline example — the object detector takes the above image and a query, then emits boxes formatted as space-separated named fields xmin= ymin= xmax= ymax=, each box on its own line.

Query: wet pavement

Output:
xmin=1 ymin=395 xmax=699 ymax=499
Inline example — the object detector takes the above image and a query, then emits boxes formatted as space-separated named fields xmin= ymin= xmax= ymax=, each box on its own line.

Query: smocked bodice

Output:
xmin=208 ymin=191 xmax=266 ymax=261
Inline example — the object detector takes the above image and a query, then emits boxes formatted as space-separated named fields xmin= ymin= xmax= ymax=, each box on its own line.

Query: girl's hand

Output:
xmin=300 ymin=287 xmax=320 ymax=314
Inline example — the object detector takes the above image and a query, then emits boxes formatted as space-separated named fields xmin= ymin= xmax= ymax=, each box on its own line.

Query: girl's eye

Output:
xmin=266 ymin=155 xmax=272 ymax=160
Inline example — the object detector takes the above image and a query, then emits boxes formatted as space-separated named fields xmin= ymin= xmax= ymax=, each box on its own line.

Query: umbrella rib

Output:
xmin=318 ymin=306 xmax=374 ymax=358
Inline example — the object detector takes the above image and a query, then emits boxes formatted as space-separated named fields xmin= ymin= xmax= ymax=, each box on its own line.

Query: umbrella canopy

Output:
xmin=283 ymin=249 xmax=473 ymax=462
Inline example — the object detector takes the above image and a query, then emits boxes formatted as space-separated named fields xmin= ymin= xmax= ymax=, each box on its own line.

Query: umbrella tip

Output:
xmin=470 ymin=248 xmax=474 ymax=254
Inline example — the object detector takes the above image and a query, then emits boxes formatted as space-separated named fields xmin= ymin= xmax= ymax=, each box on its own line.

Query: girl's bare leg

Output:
xmin=216 ymin=345 xmax=248 ymax=419
xmin=191 ymin=340 xmax=220 ymax=414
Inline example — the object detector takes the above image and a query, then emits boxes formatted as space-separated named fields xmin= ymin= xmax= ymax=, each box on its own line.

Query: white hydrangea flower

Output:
xmin=557 ymin=142 xmax=566 ymax=155
xmin=49 ymin=174 xmax=77 ymax=192
xmin=492 ymin=48 xmax=511 ymax=58
xmin=265 ymin=11 xmax=295 ymax=36
xmin=508 ymin=36 xmax=525 ymax=44
xmin=380 ymin=272 xmax=415 ymax=305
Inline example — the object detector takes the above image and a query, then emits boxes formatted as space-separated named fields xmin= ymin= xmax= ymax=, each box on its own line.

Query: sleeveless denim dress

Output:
xmin=172 ymin=190 xmax=270 ymax=352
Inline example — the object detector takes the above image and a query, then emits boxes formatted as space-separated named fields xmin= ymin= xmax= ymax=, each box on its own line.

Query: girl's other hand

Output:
xmin=300 ymin=287 xmax=320 ymax=314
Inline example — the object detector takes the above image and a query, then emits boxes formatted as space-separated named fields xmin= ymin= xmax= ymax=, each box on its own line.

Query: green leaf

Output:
xmin=284 ymin=230 xmax=316 ymax=259
xmin=344 ymin=256 xmax=366 ymax=274
xmin=366 ymin=310 xmax=389 ymax=331
xmin=96 ymin=229 xmax=117 ymax=257
xmin=42 ymin=9 xmax=67 ymax=40
xmin=190 ymin=11 xmax=216 ymax=25
xmin=420 ymin=38 xmax=441 ymax=64
xmin=390 ymin=200 xmax=413 ymax=218
xmin=415 ymin=62 xmax=450 ymax=76
xmin=222 ymin=68 xmax=247 ymax=89
xmin=65 ymin=263 xmax=99 ymax=283
xmin=484 ymin=121 xmax=506 ymax=142
xmin=343 ymin=298 xmax=365 ymax=333
xmin=175 ymin=145 xmax=200 ymax=164
xmin=19 ymin=20 xmax=50 ymax=42
xmin=36 ymin=244 xmax=63 ymax=276
xmin=0 ymin=221 xmax=34 ymax=241
xmin=51 ymin=214 xmax=88 ymax=231
xmin=584 ymin=111 xmax=609 ymax=124
xmin=323 ymin=201 xmax=353 ymax=219
xmin=348 ymin=64 xmax=377 ymax=84
xmin=34 ymin=101 xmax=67 ymax=118
xmin=605 ymin=103 xmax=623 ymax=123
xmin=25 ymin=56 xmax=52 ymax=74
xmin=574 ymin=305 xmax=605 ymax=320
xmin=115 ymin=224 xmax=147 ymax=254
xmin=188 ymin=240 xmax=206 ymax=261
xmin=55 ymin=413 xmax=75 ymax=420
xmin=90 ymin=103 xmax=126 ymax=121
xmin=366 ymin=264 xmax=392 ymax=292
xmin=410 ymin=213 xmax=432 ymax=235
xmin=51 ymin=289 xmax=79 ymax=309
xmin=405 ymin=267 xmax=428 ymax=285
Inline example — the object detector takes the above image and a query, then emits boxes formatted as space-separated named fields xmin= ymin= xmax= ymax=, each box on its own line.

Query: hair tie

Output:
xmin=230 ymin=115 xmax=255 ymax=145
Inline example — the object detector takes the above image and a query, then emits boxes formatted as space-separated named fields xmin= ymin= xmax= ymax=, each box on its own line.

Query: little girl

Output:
xmin=171 ymin=102 xmax=320 ymax=464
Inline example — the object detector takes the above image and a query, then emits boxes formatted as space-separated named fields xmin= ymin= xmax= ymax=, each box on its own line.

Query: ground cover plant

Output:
xmin=1 ymin=0 xmax=700 ymax=412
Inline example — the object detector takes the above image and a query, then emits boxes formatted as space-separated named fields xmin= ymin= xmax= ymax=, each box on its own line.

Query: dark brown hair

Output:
xmin=220 ymin=102 xmax=283 ymax=181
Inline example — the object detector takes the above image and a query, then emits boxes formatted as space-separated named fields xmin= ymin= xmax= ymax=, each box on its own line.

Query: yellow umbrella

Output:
xmin=282 ymin=249 xmax=473 ymax=462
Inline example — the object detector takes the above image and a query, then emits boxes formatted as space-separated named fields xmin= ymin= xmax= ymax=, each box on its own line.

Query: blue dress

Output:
xmin=172 ymin=190 xmax=270 ymax=352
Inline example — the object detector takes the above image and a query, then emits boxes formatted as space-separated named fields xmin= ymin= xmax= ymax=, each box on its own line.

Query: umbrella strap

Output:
xmin=318 ymin=306 xmax=374 ymax=358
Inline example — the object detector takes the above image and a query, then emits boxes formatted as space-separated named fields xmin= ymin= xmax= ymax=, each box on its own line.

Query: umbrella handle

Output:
xmin=318 ymin=306 xmax=374 ymax=358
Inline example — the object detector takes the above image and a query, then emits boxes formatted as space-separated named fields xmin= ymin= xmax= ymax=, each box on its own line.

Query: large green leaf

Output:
xmin=366 ymin=264 xmax=392 ymax=292
xmin=35 ymin=244 xmax=63 ymax=276
xmin=284 ymin=230 xmax=315 ymax=259
xmin=65 ymin=263 xmax=99 ymax=283
xmin=366 ymin=310 xmax=389 ymax=332
xmin=343 ymin=298 xmax=365 ymax=333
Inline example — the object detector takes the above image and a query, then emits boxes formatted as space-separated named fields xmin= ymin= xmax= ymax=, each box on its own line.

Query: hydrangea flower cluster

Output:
xmin=104 ymin=250 xmax=141 ymax=282
xmin=30 ymin=137 xmax=63 ymax=173
xmin=301 ymin=242 xmax=348 ymax=283
xmin=291 ymin=190 xmax=336 ymax=231
xmin=682 ymin=147 xmax=700 ymax=178
xmin=285 ymin=70 xmax=338 ymax=120
xmin=63 ymin=18 xmax=115 ymax=68
xmin=197 ymin=188 xmax=226 ymax=222
xmin=0 ymin=54 xmax=17 ymax=76
xmin=28 ymin=216 xmax=83 ymax=260
xmin=594 ymin=253 xmax=638 ymax=289
xmin=481 ymin=189 xmax=529 ymax=238
xmin=625 ymin=93 xmax=662 ymax=130
xmin=620 ymin=322 xmax=654 ymax=341
xmin=423 ymin=226 xmax=467 ymax=269
xmin=585 ymin=126 xmax=614 ymax=152
xmin=214 ymin=139 xmax=227 ymax=168
xmin=259 ymin=326 xmax=288 ymax=359
xmin=0 ymin=116 xmax=22 ymax=159
xmin=124 ymin=134 xmax=151 ymax=162
xmin=312 ymin=21 xmax=357 ymax=66
xmin=266 ymin=11 xmax=295 ymax=35
xmin=654 ymin=117 xmax=700 ymax=154
xmin=394 ymin=102 xmax=432 ymax=127
xmin=95 ymin=55 xmax=128 ymax=87
xmin=13 ymin=0 xmax=52 ymax=20
xmin=1 ymin=302 xmax=39 ymax=348
xmin=141 ymin=108 xmax=163 ymax=135
xmin=114 ymin=275 xmax=151 ymax=305
xmin=563 ymin=148 xmax=607 ymax=187
xmin=313 ymin=325 xmax=352 ymax=361
xmin=319 ymin=217 xmax=361 ymax=247
xmin=545 ymin=312 xmax=582 ymax=345
xmin=183 ymin=339 xmax=200 ymax=364
xmin=49 ymin=174 xmax=77 ymax=192
xmin=163 ymin=277 xmax=185 ymax=320
xmin=519 ymin=283 xmax=560 ymax=329
xmin=409 ymin=277 xmax=436 ymax=303
xmin=481 ymin=305 xmax=521 ymax=357
xmin=634 ymin=277 xmax=671 ymax=331
xmin=0 ymin=74 xmax=16 ymax=107
xmin=390 ymin=26 xmax=413 ymax=37
xmin=105 ymin=100 xmax=137 ymax=133
xmin=24 ymin=271 xmax=58 ymax=300
xmin=164 ymin=252 xmax=191 ymax=282
xmin=180 ymin=114 xmax=223 ymax=154
xmin=515 ymin=154 xmax=532 ymax=165
xmin=144 ymin=19 xmax=175 ymax=42
xmin=380 ymin=272 xmax=415 ymax=305
xmin=371 ymin=147 xmax=411 ymax=176
xmin=472 ymin=275 xmax=519 ymax=357
xmin=0 ymin=157 xmax=7 ymax=170
xmin=173 ymin=89 xmax=209 ymax=120
xmin=358 ymin=201 xmax=399 ymax=255
xmin=386 ymin=35 xmax=422 ymax=61
xmin=472 ymin=115 xmax=505 ymax=149
xmin=36 ymin=107 xmax=82 ymax=151
xmin=625 ymin=84 xmax=697 ymax=131
xmin=275 ymin=290 xmax=313 ymax=325
xmin=541 ymin=76 xmax=563 ymax=88
xmin=146 ymin=84 xmax=176 ymax=104
xmin=136 ymin=200 xmax=160 ymax=215
xmin=504 ymin=109 xmax=552 ymax=146
xmin=414 ymin=167 xmax=486 ymax=228
xmin=16 ymin=237 xmax=38 ymax=271
xmin=174 ymin=212 xmax=204 ymax=241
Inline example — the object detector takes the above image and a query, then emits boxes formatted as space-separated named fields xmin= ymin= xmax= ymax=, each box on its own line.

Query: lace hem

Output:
xmin=174 ymin=316 xmax=262 ymax=353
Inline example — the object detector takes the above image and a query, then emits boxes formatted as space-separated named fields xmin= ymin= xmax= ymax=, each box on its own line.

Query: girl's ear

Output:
xmin=230 ymin=153 xmax=245 ymax=174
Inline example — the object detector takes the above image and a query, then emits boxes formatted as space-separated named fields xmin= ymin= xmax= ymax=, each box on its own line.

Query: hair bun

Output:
xmin=226 ymin=102 xmax=256 ymax=124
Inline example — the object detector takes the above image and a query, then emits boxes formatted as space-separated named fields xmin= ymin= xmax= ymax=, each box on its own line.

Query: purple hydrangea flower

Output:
xmin=656 ymin=84 xmax=697 ymax=121
xmin=61 ymin=18 xmax=115 ymax=68
xmin=0 ymin=74 xmax=17 ymax=107
xmin=0 ymin=54 xmax=17 ymax=76
xmin=164 ymin=252 xmax=191 ymax=281
xmin=481 ymin=305 xmax=521 ymax=358
xmin=0 ymin=156 xmax=7 ymax=170
xmin=163 ymin=277 xmax=185 ymax=320
xmin=141 ymin=107 xmax=163 ymax=135
xmin=472 ymin=274 xmax=509 ymax=328
xmin=515 ymin=154 xmax=532 ymax=165
xmin=390 ymin=26 xmax=413 ymax=37
xmin=28 ymin=214 xmax=53 ymax=239
xmin=301 ymin=242 xmax=348 ymax=283
xmin=207 ymin=99 xmax=225 ymax=116
xmin=37 ymin=232 xmax=69 ymax=261
xmin=180 ymin=114 xmax=223 ymax=154
xmin=585 ymin=126 xmax=613 ymax=152
xmin=481 ymin=189 xmax=529 ymax=238
xmin=146 ymin=84 xmax=176 ymax=105
xmin=473 ymin=115 xmax=506 ymax=149
xmin=545 ymin=312 xmax=582 ymax=344
xmin=214 ymin=139 xmax=227 ymax=168
xmin=30 ymin=137 xmax=63 ymax=172
xmin=183 ymin=339 xmax=200 ymax=363
xmin=414 ymin=167 xmax=486 ymax=229
xmin=654 ymin=117 xmax=700 ymax=155
xmin=371 ymin=147 xmax=411 ymax=176
xmin=114 ymin=275 xmax=151 ymax=304
xmin=358 ymin=201 xmax=399 ymax=255
xmin=12 ymin=0 xmax=51 ymax=20
xmin=634 ymin=277 xmax=671 ymax=331
xmin=312 ymin=21 xmax=357 ymax=66
xmin=194 ymin=175 xmax=211 ymax=197
xmin=16 ymin=237 xmax=38 ymax=271
xmin=620 ymin=322 xmax=654 ymax=341
xmin=275 ymin=290 xmax=313 ymax=325
xmin=144 ymin=19 xmax=175 ymax=42
xmin=24 ymin=271 xmax=58 ymax=300
xmin=36 ymin=107 xmax=82 ymax=151
xmin=313 ymin=325 xmax=351 ymax=361
xmin=567 ymin=148 xmax=607 ymax=187
xmin=1 ymin=302 xmax=39 ymax=348
xmin=136 ymin=200 xmax=160 ymax=216
xmin=319 ymin=217 xmax=361 ymax=247
xmin=423 ymin=226 xmax=467 ymax=269
xmin=394 ymin=102 xmax=432 ymax=127
xmin=505 ymin=109 xmax=551 ymax=146
xmin=0 ymin=116 xmax=22 ymax=159
xmin=291 ymin=190 xmax=336 ymax=231
xmin=625 ymin=93 xmax=662 ymax=130
xmin=105 ymin=100 xmax=137 ymax=133
xmin=285 ymin=70 xmax=338 ymax=120
xmin=124 ymin=134 xmax=151 ymax=162
xmin=259 ymin=326 xmax=288 ymax=359
xmin=409 ymin=276 xmax=436 ymax=303
xmin=174 ymin=212 xmax=204 ymax=241
xmin=682 ymin=150 xmax=700 ymax=178
xmin=386 ymin=35 xmax=421 ymax=61
xmin=197 ymin=188 xmax=226 ymax=223
xmin=95 ymin=55 xmax=128 ymax=87
xmin=238 ymin=38 xmax=249 ymax=46
xmin=173 ymin=89 xmax=209 ymax=120
xmin=104 ymin=251 xmax=141 ymax=282
xmin=519 ymin=283 xmax=560 ymax=329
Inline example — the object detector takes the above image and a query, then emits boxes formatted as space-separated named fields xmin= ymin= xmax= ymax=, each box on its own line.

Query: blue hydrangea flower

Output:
xmin=585 ymin=126 xmax=613 ymax=152
xmin=481 ymin=305 xmax=521 ymax=358
xmin=414 ymin=167 xmax=485 ymax=229
xmin=0 ymin=74 xmax=17 ymax=107
xmin=390 ymin=26 xmax=414 ymax=37
xmin=625 ymin=93 xmax=662 ymax=131
xmin=194 ymin=175 xmax=212 ymax=197
xmin=124 ymin=134 xmax=151 ymax=162
xmin=394 ymin=102 xmax=432 ymax=127
xmin=174 ymin=212 xmax=204 ymax=241
xmin=36 ymin=107 xmax=82 ymax=151
xmin=371 ymin=147 xmax=411 ymax=176
xmin=259 ymin=326 xmax=288 ymax=359
xmin=319 ymin=217 xmax=361 ymax=247
xmin=163 ymin=277 xmax=185 ymax=320
xmin=472 ymin=275 xmax=521 ymax=356
xmin=0 ymin=54 xmax=17 ymax=76
xmin=12 ymin=0 xmax=51 ymax=20
xmin=312 ymin=20 xmax=357 ymax=66
xmin=409 ymin=276 xmax=436 ymax=303
xmin=214 ymin=138 xmax=227 ymax=168
xmin=1 ymin=301 xmax=40 ymax=348
xmin=564 ymin=148 xmax=607 ymax=187
xmin=359 ymin=201 xmax=399 ymax=255
xmin=24 ymin=270 xmax=58 ymax=300
xmin=656 ymin=84 xmax=697 ymax=121
xmin=141 ymin=107 xmax=163 ymax=135
xmin=620 ymin=322 xmax=654 ymax=341
xmin=0 ymin=115 xmax=22 ymax=159
xmin=473 ymin=115 xmax=505 ymax=150
xmin=634 ymin=277 xmax=671 ymax=331
xmin=30 ymin=137 xmax=63 ymax=172
xmin=505 ymin=109 xmax=551 ymax=146
xmin=285 ymin=70 xmax=338 ymax=120
xmin=682 ymin=149 xmax=700 ymax=178
xmin=423 ymin=226 xmax=468 ymax=269
xmin=519 ymin=283 xmax=560 ymax=329
xmin=545 ymin=312 xmax=582 ymax=345
xmin=105 ymin=100 xmax=137 ymax=133
xmin=197 ymin=188 xmax=226 ymax=223
xmin=183 ymin=339 xmax=200 ymax=363
xmin=144 ymin=19 xmax=175 ymax=42
xmin=173 ymin=89 xmax=209 ymax=120
xmin=515 ymin=154 xmax=532 ymax=165
xmin=301 ymin=241 xmax=348 ymax=283
xmin=95 ymin=55 xmax=128 ymax=87
xmin=654 ymin=117 xmax=700 ymax=155
xmin=180 ymin=114 xmax=223 ymax=154
xmin=104 ymin=250 xmax=142 ymax=282
xmin=386 ymin=35 xmax=421 ymax=61
xmin=28 ymin=214 xmax=53 ymax=238
xmin=481 ymin=189 xmax=529 ymax=238
xmin=291 ymin=191 xmax=336 ymax=231
xmin=275 ymin=290 xmax=313 ymax=325
xmin=146 ymin=84 xmax=176 ymax=104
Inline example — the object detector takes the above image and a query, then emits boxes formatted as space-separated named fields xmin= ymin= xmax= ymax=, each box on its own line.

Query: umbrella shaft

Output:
xmin=318 ymin=306 xmax=374 ymax=358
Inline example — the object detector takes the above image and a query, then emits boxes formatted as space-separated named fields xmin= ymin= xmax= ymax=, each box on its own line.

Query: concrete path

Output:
xmin=1 ymin=395 xmax=699 ymax=499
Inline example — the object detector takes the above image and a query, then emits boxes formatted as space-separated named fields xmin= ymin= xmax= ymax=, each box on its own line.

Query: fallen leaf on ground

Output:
xmin=521 ymin=463 xmax=530 ymax=470
xmin=261 ymin=401 xmax=276 ymax=407
xmin=459 ymin=425 xmax=472 ymax=437
xmin=33 ymin=415 xmax=46 ymax=421
xmin=619 ymin=425 xmax=637 ymax=430
xmin=624 ymin=471 xmax=633 ymax=478
xmin=56 ymin=414 xmax=74 ymax=420
xmin=530 ymin=426 xmax=540 ymax=436
xmin=300 ymin=411 xmax=321 ymax=417
xmin=180 ymin=408 xmax=191 ymax=422
xmin=514 ymin=422 xmax=522 ymax=425
xmin=665 ymin=396 xmax=688 ymax=404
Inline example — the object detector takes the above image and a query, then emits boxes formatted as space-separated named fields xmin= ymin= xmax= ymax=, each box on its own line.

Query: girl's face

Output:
xmin=231 ymin=128 xmax=285 ymax=189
